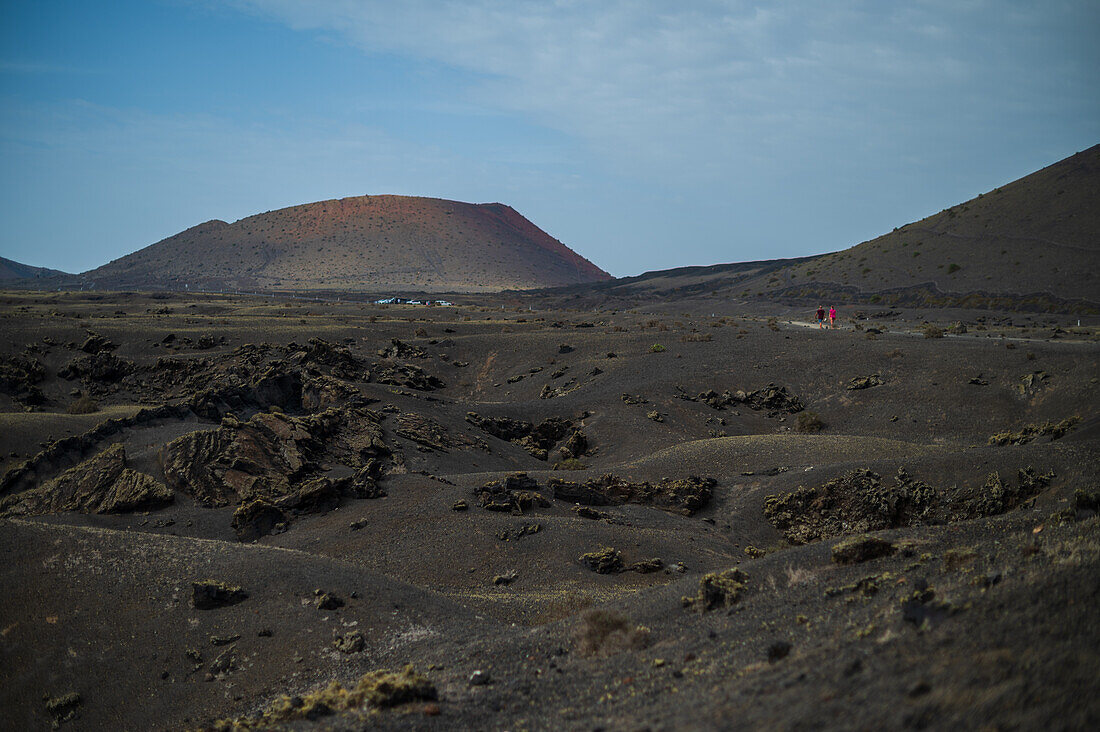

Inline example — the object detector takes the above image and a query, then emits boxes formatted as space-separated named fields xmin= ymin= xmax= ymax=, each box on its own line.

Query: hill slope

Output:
xmin=530 ymin=146 xmax=1099 ymax=314
xmin=0 ymin=256 xmax=70 ymax=282
xmin=82 ymin=196 xmax=611 ymax=293
xmin=762 ymin=145 xmax=1100 ymax=309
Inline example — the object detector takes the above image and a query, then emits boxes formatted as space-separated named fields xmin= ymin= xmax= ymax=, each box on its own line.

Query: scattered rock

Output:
xmin=468 ymin=670 xmax=491 ymax=686
xmin=80 ymin=333 xmax=117 ymax=354
xmin=628 ymin=558 xmax=664 ymax=573
xmin=333 ymin=630 xmax=366 ymax=654
xmin=477 ymin=473 xmax=549 ymax=514
xmin=693 ymin=383 xmax=803 ymax=414
xmin=832 ymin=535 xmax=896 ymax=564
xmin=572 ymin=505 xmax=606 ymax=520
xmin=192 ymin=581 xmax=248 ymax=610
xmin=231 ymin=500 xmax=288 ymax=542
xmin=580 ymin=546 xmax=624 ymax=574
xmin=373 ymin=362 xmax=445 ymax=391
xmin=683 ymin=568 xmax=748 ymax=611
xmin=846 ymin=374 xmax=883 ymax=390
xmin=493 ymin=570 xmax=519 ymax=586
xmin=498 ymin=522 xmax=542 ymax=541
xmin=548 ymin=474 xmax=715 ymax=516
xmin=0 ymin=443 xmax=172 ymax=517
xmin=45 ymin=692 xmax=82 ymax=726
xmin=451 ymin=500 xmax=468 ymax=511
xmin=58 ymin=352 xmax=135 ymax=383
xmin=210 ymin=634 xmax=241 ymax=646
xmin=646 ymin=410 xmax=664 ymax=422
xmin=988 ymin=416 xmax=1081 ymax=445
xmin=314 ymin=590 xmax=344 ymax=610
xmin=767 ymin=641 xmax=792 ymax=662
xmin=377 ymin=339 xmax=427 ymax=359
xmin=395 ymin=412 xmax=487 ymax=452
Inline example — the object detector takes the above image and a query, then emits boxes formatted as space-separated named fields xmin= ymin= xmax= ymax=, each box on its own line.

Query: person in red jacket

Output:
xmin=816 ymin=306 xmax=826 ymax=329
xmin=829 ymin=306 xmax=837 ymax=329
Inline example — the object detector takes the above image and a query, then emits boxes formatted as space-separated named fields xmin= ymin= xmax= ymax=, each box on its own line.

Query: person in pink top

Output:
xmin=828 ymin=306 xmax=837 ymax=329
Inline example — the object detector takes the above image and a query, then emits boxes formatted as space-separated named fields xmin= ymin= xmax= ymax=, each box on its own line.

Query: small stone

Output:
xmin=313 ymin=590 xmax=344 ymax=610
xmin=451 ymin=500 xmax=469 ymax=511
xmin=191 ymin=580 xmax=248 ymax=610
xmin=767 ymin=641 xmax=791 ymax=662
xmin=333 ymin=630 xmax=366 ymax=654
xmin=493 ymin=570 xmax=519 ymax=586
xmin=210 ymin=634 xmax=241 ymax=646
xmin=468 ymin=670 xmax=491 ymax=686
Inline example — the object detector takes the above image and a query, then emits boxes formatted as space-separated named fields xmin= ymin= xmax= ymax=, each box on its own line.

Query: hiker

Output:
xmin=829 ymin=306 xmax=837 ymax=329
xmin=816 ymin=306 xmax=826 ymax=329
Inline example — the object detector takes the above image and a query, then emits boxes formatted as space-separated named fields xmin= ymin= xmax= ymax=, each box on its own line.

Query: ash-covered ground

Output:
xmin=1 ymin=291 xmax=1097 ymax=731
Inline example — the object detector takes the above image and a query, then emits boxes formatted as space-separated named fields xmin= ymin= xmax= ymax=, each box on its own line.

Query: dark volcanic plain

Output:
xmin=0 ymin=290 xmax=1098 ymax=731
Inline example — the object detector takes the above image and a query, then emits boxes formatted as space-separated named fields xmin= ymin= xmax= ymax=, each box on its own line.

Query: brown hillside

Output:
xmin=764 ymin=145 xmax=1100 ymax=308
xmin=83 ymin=196 xmax=611 ymax=293
xmin=535 ymin=146 xmax=1099 ymax=314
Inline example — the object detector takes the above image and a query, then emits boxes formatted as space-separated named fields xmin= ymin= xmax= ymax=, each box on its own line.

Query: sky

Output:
xmin=1 ymin=1 xmax=1097 ymax=277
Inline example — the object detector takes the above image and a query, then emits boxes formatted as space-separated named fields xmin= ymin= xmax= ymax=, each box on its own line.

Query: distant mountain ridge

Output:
xmin=82 ymin=195 xmax=611 ymax=293
xmin=0 ymin=256 xmax=70 ymax=282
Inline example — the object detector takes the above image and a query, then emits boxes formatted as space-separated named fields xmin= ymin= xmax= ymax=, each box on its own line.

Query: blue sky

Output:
xmin=1 ymin=1 xmax=1097 ymax=276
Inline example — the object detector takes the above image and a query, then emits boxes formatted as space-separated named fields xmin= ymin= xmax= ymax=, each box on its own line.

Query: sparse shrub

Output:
xmin=921 ymin=323 xmax=944 ymax=339
xmin=947 ymin=263 xmax=961 ymax=274
xmin=680 ymin=332 xmax=712 ymax=342
xmin=767 ymin=317 xmax=780 ymax=332
xmin=573 ymin=609 xmax=650 ymax=657
xmin=785 ymin=566 xmax=816 ymax=586
xmin=414 ymin=327 xmax=427 ymax=337
xmin=649 ymin=343 xmax=667 ymax=353
xmin=796 ymin=412 xmax=825 ymax=433
xmin=1026 ymin=352 xmax=1036 ymax=360
xmin=67 ymin=395 xmax=99 ymax=414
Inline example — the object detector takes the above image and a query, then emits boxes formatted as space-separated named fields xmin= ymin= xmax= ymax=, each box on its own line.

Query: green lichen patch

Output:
xmin=210 ymin=666 xmax=437 ymax=729
xmin=683 ymin=568 xmax=748 ymax=612
xmin=988 ymin=416 xmax=1081 ymax=446
xmin=580 ymin=546 xmax=624 ymax=574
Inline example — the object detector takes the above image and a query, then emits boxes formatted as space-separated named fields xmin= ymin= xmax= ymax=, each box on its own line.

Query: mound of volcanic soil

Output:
xmin=81 ymin=195 xmax=611 ymax=293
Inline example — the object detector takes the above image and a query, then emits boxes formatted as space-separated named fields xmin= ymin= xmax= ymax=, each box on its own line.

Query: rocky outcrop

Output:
xmin=682 ymin=568 xmax=748 ymax=611
xmin=0 ymin=353 xmax=46 ymax=405
xmin=465 ymin=412 xmax=575 ymax=460
xmin=394 ymin=412 xmax=488 ymax=452
xmin=692 ymin=383 xmax=803 ymax=414
xmin=291 ymin=338 xmax=366 ymax=379
xmin=377 ymin=339 xmax=428 ymax=359
xmin=58 ymin=352 xmax=135 ymax=383
xmin=846 ymin=374 xmax=883 ymax=390
xmin=159 ymin=406 xmax=388 ymax=508
xmin=549 ymin=474 xmax=715 ymax=516
xmin=764 ymin=466 xmax=1055 ymax=544
xmin=477 ymin=473 xmax=550 ymax=514
xmin=0 ymin=443 xmax=172 ymax=516
xmin=372 ymin=362 xmax=445 ymax=391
